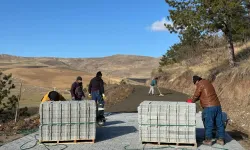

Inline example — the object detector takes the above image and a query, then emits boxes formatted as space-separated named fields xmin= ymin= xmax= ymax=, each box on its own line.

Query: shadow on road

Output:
xmin=104 ymin=121 xmax=125 ymax=126
xmin=196 ymin=128 xmax=234 ymax=146
xmin=96 ymin=126 xmax=137 ymax=142
xmin=227 ymin=130 xmax=249 ymax=141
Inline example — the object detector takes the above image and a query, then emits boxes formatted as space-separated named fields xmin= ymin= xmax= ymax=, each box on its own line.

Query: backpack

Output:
xmin=150 ymin=79 xmax=156 ymax=86
xmin=75 ymin=86 xmax=84 ymax=99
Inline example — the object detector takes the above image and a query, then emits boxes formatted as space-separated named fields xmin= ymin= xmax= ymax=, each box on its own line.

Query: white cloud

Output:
xmin=148 ymin=17 xmax=173 ymax=32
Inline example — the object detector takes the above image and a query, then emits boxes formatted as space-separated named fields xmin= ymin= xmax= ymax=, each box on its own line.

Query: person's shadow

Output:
xmin=196 ymin=128 xmax=234 ymax=146
xmin=104 ymin=121 xmax=125 ymax=126
xmin=96 ymin=125 xmax=137 ymax=142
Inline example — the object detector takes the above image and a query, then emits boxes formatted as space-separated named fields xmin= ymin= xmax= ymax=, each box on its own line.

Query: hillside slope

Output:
xmin=0 ymin=54 xmax=160 ymax=78
xmin=153 ymin=43 xmax=250 ymax=136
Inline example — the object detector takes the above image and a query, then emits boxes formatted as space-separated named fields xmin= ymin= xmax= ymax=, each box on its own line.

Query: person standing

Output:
xmin=70 ymin=76 xmax=85 ymax=100
xmin=148 ymin=77 xmax=158 ymax=95
xmin=191 ymin=75 xmax=225 ymax=146
xmin=88 ymin=71 xmax=105 ymax=125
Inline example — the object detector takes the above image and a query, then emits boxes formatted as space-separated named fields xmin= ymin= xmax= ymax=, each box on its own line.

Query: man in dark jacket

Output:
xmin=88 ymin=71 xmax=105 ymax=102
xmin=88 ymin=71 xmax=105 ymax=125
xmin=70 ymin=76 xmax=85 ymax=100
xmin=191 ymin=76 xmax=225 ymax=146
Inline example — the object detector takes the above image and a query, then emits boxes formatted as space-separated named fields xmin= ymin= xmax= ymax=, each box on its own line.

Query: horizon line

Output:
xmin=0 ymin=53 xmax=161 ymax=59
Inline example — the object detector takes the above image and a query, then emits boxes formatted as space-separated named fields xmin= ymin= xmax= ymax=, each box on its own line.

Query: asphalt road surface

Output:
xmin=106 ymin=85 xmax=189 ymax=112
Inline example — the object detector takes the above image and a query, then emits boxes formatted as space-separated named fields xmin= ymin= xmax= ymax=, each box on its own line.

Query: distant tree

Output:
xmin=165 ymin=0 xmax=249 ymax=67
xmin=0 ymin=71 xmax=18 ymax=122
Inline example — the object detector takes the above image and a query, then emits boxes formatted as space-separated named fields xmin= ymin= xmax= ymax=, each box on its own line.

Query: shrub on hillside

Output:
xmin=120 ymin=79 xmax=127 ymax=85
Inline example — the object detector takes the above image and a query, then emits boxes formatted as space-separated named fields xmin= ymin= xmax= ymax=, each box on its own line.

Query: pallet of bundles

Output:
xmin=39 ymin=101 xmax=96 ymax=143
xmin=138 ymin=101 xmax=197 ymax=148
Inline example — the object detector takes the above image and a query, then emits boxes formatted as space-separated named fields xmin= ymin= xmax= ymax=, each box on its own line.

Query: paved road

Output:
xmin=107 ymin=85 xmax=189 ymax=112
xmin=0 ymin=113 xmax=244 ymax=150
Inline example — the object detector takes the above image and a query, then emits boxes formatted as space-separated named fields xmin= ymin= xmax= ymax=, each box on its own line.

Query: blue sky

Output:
xmin=0 ymin=0 xmax=179 ymax=58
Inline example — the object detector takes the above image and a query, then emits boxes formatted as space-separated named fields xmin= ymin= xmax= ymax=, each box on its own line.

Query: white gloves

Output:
xmin=102 ymin=94 xmax=106 ymax=100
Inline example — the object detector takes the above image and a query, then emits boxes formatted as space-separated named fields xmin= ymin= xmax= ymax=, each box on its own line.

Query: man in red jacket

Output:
xmin=191 ymin=75 xmax=225 ymax=146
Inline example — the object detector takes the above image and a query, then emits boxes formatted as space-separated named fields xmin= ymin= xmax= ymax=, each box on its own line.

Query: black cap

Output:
xmin=48 ymin=91 xmax=60 ymax=101
xmin=193 ymin=75 xmax=202 ymax=84
xmin=96 ymin=71 xmax=102 ymax=77
xmin=76 ymin=76 xmax=82 ymax=81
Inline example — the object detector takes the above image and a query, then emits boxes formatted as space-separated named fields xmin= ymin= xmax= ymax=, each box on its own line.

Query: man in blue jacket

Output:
xmin=148 ymin=77 xmax=158 ymax=95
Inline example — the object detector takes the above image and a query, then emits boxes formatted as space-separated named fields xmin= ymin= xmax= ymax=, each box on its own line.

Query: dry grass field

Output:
xmin=0 ymin=54 xmax=158 ymax=108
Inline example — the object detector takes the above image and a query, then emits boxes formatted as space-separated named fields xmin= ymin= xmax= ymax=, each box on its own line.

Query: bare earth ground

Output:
xmin=3 ymin=67 xmax=120 ymax=89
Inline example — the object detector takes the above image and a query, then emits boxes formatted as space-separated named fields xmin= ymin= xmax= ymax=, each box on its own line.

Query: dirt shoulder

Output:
xmin=226 ymin=124 xmax=250 ymax=149
xmin=0 ymin=115 xmax=39 ymax=146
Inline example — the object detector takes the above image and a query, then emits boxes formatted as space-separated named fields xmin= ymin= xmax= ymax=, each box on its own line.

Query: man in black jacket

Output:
xmin=88 ymin=71 xmax=105 ymax=125
xmin=70 ymin=76 xmax=85 ymax=100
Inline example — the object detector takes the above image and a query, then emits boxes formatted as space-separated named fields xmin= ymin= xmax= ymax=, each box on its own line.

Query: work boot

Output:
xmin=203 ymin=139 xmax=212 ymax=146
xmin=216 ymin=139 xmax=225 ymax=145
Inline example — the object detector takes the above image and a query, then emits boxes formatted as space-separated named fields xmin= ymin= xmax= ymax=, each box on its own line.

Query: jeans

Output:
xmin=202 ymin=106 xmax=225 ymax=140
xmin=91 ymin=90 xmax=104 ymax=120
xmin=91 ymin=90 xmax=102 ymax=103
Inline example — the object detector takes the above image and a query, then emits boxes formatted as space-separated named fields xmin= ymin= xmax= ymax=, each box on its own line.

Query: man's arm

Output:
xmin=192 ymin=84 xmax=203 ymax=103
xmin=82 ymin=86 xmax=85 ymax=97
xmin=88 ymin=80 xmax=92 ymax=94
xmin=70 ymin=82 xmax=76 ymax=98
xmin=100 ymin=79 xmax=104 ymax=94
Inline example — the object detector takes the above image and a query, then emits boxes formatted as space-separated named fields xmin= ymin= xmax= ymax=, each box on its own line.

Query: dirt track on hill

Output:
xmin=106 ymin=85 xmax=189 ymax=112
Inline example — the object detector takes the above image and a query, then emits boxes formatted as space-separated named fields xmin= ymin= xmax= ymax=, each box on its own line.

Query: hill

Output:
xmin=153 ymin=42 xmax=250 ymax=146
xmin=0 ymin=54 xmax=159 ymax=107
xmin=0 ymin=54 xmax=160 ymax=78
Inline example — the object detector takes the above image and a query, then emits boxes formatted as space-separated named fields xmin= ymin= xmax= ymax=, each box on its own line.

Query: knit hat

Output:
xmin=76 ymin=76 xmax=82 ymax=81
xmin=96 ymin=71 xmax=102 ymax=77
xmin=193 ymin=75 xmax=202 ymax=84
xmin=48 ymin=91 xmax=60 ymax=101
